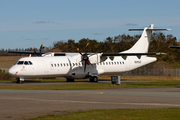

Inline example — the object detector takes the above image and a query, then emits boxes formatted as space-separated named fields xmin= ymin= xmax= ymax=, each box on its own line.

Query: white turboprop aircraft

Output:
xmin=8 ymin=24 xmax=171 ymax=83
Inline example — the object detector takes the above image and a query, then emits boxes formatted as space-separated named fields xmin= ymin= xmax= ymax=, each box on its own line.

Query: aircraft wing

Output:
xmin=8 ymin=51 xmax=46 ymax=55
xmin=8 ymin=51 xmax=66 ymax=56
xmin=101 ymin=52 xmax=166 ymax=56
xmin=169 ymin=46 xmax=180 ymax=49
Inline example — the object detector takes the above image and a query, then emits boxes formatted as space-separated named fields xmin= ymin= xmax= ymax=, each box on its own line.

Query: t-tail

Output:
xmin=122 ymin=24 xmax=172 ymax=53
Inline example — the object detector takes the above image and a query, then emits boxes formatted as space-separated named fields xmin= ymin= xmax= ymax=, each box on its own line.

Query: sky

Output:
xmin=0 ymin=0 xmax=180 ymax=50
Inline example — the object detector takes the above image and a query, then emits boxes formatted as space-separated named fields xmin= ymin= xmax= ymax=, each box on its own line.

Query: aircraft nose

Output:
xmin=8 ymin=67 xmax=17 ymax=76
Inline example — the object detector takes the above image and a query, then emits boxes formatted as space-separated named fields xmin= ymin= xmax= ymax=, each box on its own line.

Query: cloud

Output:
xmin=93 ymin=33 xmax=103 ymax=35
xmin=121 ymin=23 xmax=138 ymax=26
xmin=32 ymin=21 xmax=55 ymax=24
xmin=25 ymin=38 xmax=34 ymax=41
xmin=25 ymin=38 xmax=50 ymax=41
xmin=41 ymin=38 xmax=49 ymax=40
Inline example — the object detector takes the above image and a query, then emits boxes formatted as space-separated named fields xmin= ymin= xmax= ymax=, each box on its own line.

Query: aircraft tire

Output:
xmin=93 ymin=77 xmax=98 ymax=82
xmin=90 ymin=77 xmax=98 ymax=82
xmin=66 ymin=78 xmax=74 ymax=82
xmin=16 ymin=78 xmax=23 ymax=84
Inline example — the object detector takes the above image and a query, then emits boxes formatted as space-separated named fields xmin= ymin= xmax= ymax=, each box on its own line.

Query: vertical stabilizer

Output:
xmin=122 ymin=24 xmax=154 ymax=53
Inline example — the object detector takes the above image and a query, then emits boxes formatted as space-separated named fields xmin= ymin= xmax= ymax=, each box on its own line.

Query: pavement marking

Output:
xmin=1 ymin=96 xmax=180 ymax=107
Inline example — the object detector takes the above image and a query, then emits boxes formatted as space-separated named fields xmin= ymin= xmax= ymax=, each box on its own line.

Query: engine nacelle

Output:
xmin=89 ymin=53 xmax=107 ymax=64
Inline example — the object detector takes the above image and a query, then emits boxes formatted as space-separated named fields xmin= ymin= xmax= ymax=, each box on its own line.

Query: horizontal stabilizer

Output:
xmin=129 ymin=29 xmax=172 ymax=31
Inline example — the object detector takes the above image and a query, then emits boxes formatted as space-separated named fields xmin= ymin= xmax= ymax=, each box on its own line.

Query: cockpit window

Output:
xmin=29 ymin=61 xmax=33 ymax=65
xmin=16 ymin=61 xmax=33 ymax=65
xmin=24 ymin=61 xmax=29 ymax=65
xmin=17 ymin=61 xmax=24 ymax=65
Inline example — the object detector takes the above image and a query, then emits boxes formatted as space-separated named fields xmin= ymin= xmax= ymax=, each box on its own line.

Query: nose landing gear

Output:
xmin=16 ymin=78 xmax=24 ymax=84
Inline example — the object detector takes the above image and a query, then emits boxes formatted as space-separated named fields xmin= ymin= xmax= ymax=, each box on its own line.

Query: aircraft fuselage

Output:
xmin=8 ymin=55 xmax=156 ymax=79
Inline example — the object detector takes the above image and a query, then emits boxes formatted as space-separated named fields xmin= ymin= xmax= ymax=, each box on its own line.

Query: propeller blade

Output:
xmin=87 ymin=59 xmax=96 ymax=69
xmin=84 ymin=60 xmax=87 ymax=74
xmin=32 ymin=47 xmax=36 ymax=54
xmin=39 ymin=43 xmax=43 ymax=56
xmin=85 ymin=43 xmax=89 ymax=48
xmin=77 ymin=48 xmax=83 ymax=56
xmin=85 ymin=43 xmax=89 ymax=54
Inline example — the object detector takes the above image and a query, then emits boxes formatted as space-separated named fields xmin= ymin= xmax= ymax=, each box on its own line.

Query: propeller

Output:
xmin=32 ymin=43 xmax=43 ymax=56
xmin=32 ymin=47 xmax=36 ymax=54
xmin=77 ymin=43 xmax=94 ymax=73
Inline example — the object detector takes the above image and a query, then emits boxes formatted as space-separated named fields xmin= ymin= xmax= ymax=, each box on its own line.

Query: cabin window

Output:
xmin=64 ymin=63 xmax=65 ymax=66
xmin=60 ymin=63 xmax=62 ymax=66
xmin=67 ymin=63 xmax=68 ymax=66
xmin=106 ymin=62 xmax=108 ymax=65
xmin=57 ymin=63 xmax=59 ymax=67
xmin=109 ymin=62 xmax=111 ymax=65
xmin=51 ymin=64 xmax=53 ymax=67
xmin=76 ymin=63 xmax=78 ymax=66
xmin=54 ymin=64 xmax=56 ymax=67
xmin=112 ymin=62 xmax=113 ymax=65
xmin=122 ymin=61 xmax=124 ymax=64
xmin=79 ymin=63 xmax=81 ymax=66
xmin=117 ymin=62 xmax=119 ymax=65
xmin=120 ymin=62 xmax=121 ymax=64
xmin=114 ymin=62 xmax=116 ymax=65
xmin=103 ymin=62 xmax=105 ymax=65
xmin=73 ymin=63 xmax=75 ymax=66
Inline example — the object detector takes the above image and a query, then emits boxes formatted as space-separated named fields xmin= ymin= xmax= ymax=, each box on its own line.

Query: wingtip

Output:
xmin=156 ymin=52 xmax=167 ymax=55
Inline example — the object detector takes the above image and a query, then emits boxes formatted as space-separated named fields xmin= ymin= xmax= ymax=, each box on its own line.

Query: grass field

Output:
xmin=30 ymin=108 xmax=180 ymax=120
xmin=1 ymin=76 xmax=180 ymax=90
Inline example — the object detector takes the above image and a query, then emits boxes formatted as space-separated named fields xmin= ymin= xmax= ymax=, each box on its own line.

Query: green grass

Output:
xmin=0 ymin=79 xmax=180 ymax=90
xmin=30 ymin=108 xmax=180 ymax=120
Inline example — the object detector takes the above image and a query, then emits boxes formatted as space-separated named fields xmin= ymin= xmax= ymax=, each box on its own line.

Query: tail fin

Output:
xmin=122 ymin=24 xmax=172 ymax=53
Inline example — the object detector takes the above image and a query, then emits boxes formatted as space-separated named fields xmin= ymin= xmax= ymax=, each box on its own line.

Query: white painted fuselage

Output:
xmin=8 ymin=55 xmax=156 ymax=79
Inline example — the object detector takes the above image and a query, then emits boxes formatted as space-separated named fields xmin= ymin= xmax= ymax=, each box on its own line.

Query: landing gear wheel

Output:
xmin=66 ymin=78 xmax=74 ymax=82
xmin=90 ymin=76 xmax=98 ymax=82
xmin=16 ymin=78 xmax=24 ymax=84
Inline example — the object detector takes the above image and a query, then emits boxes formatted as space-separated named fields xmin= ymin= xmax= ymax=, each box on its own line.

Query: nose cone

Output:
xmin=8 ymin=66 xmax=17 ymax=77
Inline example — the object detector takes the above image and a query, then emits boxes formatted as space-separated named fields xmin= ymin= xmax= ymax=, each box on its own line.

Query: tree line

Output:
xmin=1 ymin=32 xmax=180 ymax=66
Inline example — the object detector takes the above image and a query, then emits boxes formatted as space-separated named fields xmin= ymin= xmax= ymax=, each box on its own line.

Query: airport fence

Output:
xmin=125 ymin=63 xmax=180 ymax=76
xmin=125 ymin=67 xmax=180 ymax=76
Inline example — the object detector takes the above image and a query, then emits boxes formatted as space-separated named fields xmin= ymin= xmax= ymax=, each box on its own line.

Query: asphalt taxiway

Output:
xmin=0 ymin=82 xmax=180 ymax=120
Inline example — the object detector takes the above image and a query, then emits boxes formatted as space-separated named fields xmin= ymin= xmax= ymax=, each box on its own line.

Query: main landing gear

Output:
xmin=66 ymin=76 xmax=98 ymax=82
xmin=89 ymin=76 xmax=98 ymax=82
